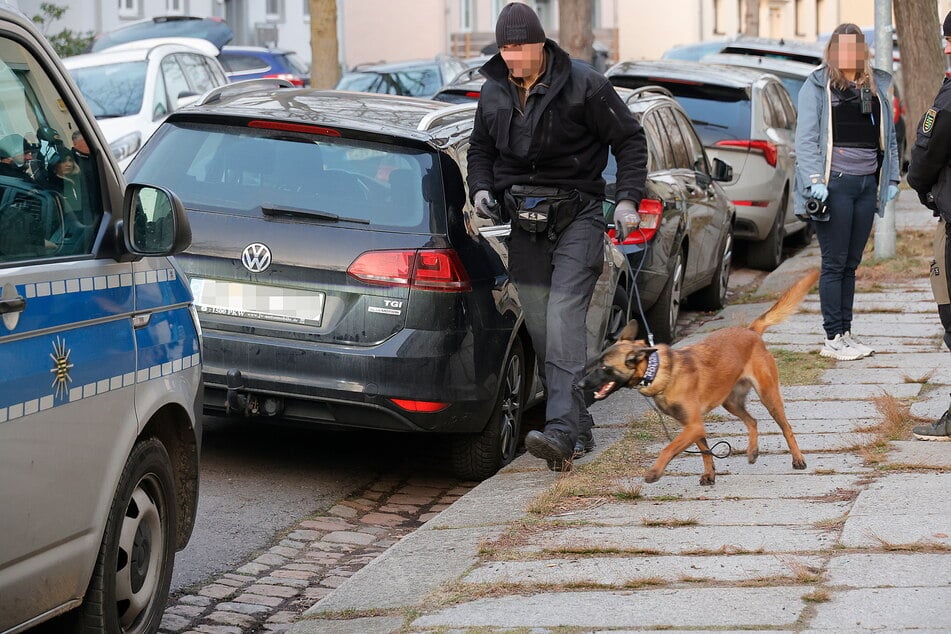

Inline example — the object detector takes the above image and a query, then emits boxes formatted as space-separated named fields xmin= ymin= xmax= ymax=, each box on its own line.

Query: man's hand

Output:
xmin=809 ymin=183 xmax=829 ymax=202
xmin=613 ymin=199 xmax=640 ymax=242
xmin=474 ymin=190 xmax=501 ymax=223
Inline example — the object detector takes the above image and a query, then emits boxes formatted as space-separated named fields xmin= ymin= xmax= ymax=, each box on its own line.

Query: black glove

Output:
xmin=474 ymin=190 xmax=501 ymax=223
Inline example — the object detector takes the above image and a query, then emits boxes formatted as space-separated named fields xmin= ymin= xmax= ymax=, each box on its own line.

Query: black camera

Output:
xmin=804 ymin=196 xmax=828 ymax=216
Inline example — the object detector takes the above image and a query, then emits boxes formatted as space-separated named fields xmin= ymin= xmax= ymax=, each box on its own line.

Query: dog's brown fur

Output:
xmin=581 ymin=269 xmax=819 ymax=485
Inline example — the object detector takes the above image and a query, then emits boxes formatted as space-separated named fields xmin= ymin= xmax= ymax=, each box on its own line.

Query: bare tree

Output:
xmin=744 ymin=0 xmax=760 ymax=36
xmin=559 ymin=0 xmax=593 ymax=62
xmin=309 ymin=0 xmax=339 ymax=89
xmin=894 ymin=0 xmax=945 ymax=135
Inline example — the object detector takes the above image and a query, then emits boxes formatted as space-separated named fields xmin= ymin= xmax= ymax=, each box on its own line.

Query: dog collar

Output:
xmin=637 ymin=351 xmax=660 ymax=387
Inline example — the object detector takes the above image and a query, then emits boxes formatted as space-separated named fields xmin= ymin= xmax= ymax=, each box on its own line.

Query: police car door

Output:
xmin=0 ymin=28 xmax=137 ymax=620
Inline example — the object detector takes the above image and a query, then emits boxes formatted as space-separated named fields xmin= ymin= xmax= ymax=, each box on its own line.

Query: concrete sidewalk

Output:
xmin=290 ymin=191 xmax=951 ymax=633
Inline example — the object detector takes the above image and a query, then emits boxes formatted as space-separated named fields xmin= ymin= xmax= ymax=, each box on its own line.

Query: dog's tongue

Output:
xmin=595 ymin=382 xmax=615 ymax=399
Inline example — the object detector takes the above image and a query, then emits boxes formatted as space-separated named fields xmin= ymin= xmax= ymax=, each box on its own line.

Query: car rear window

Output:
xmin=283 ymin=53 xmax=309 ymax=76
xmin=128 ymin=121 xmax=446 ymax=233
xmin=611 ymin=77 xmax=751 ymax=144
xmin=68 ymin=61 xmax=147 ymax=118
xmin=220 ymin=53 xmax=269 ymax=73
xmin=336 ymin=64 xmax=442 ymax=97
xmin=720 ymin=46 xmax=822 ymax=66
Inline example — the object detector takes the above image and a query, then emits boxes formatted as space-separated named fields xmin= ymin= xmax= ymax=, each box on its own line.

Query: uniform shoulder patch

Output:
xmin=922 ymin=108 xmax=938 ymax=135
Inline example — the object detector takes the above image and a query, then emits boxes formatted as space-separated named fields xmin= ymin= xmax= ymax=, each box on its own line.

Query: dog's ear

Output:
xmin=624 ymin=347 xmax=657 ymax=369
xmin=617 ymin=320 xmax=639 ymax=342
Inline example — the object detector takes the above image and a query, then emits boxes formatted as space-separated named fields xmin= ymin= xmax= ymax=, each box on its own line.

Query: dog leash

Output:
xmin=640 ymin=395 xmax=733 ymax=459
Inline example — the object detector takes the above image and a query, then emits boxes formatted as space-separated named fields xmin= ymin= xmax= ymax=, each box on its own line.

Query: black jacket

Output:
xmin=908 ymin=77 xmax=951 ymax=221
xmin=467 ymin=40 xmax=647 ymax=204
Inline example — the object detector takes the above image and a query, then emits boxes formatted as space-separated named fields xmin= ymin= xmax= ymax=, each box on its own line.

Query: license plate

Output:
xmin=189 ymin=278 xmax=325 ymax=327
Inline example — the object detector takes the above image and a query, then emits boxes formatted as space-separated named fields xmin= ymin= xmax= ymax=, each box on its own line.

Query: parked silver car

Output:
xmin=606 ymin=60 xmax=806 ymax=270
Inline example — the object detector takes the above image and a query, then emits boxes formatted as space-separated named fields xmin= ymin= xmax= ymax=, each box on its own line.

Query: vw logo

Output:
xmin=241 ymin=243 xmax=272 ymax=273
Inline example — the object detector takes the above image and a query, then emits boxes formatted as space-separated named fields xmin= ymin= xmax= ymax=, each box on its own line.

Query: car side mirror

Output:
xmin=122 ymin=183 xmax=191 ymax=256
xmin=712 ymin=157 xmax=733 ymax=182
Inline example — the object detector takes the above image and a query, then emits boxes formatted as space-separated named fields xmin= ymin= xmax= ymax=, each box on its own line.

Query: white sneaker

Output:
xmin=842 ymin=331 xmax=874 ymax=357
xmin=820 ymin=334 xmax=865 ymax=361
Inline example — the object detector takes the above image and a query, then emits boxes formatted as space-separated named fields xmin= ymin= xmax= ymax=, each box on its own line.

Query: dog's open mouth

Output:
xmin=594 ymin=381 xmax=616 ymax=400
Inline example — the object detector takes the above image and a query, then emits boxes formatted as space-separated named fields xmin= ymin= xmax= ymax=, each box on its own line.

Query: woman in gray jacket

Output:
xmin=795 ymin=23 xmax=900 ymax=361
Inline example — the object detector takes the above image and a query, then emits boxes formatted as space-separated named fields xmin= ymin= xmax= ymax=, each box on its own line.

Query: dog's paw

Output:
xmin=792 ymin=458 xmax=807 ymax=470
xmin=644 ymin=471 xmax=661 ymax=483
xmin=699 ymin=473 xmax=715 ymax=486
xmin=747 ymin=448 xmax=759 ymax=464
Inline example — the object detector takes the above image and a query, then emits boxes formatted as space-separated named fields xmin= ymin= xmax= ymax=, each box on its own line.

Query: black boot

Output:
xmin=573 ymin=429 xmax=595 ymax=458
xmin=525 ymin=429 xmax=574 ymax=471
xmin=913 ymin=406 xmax=951 ymax=441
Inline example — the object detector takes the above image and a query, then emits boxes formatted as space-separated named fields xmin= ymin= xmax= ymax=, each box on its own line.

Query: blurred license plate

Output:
xmin=189 ymin=278 xmax=324 ymax=326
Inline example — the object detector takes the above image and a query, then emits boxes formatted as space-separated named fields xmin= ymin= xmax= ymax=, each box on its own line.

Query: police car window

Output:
xmin=127 ymin=121 xmax=447 ymax=234
xmin=0 ymin=37 xmax=102 ymax=264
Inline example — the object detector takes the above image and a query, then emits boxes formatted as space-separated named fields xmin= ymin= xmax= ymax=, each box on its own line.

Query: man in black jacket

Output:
xmin=467 ymin=3 xmax=647 ymax=468
xmin=906 ymin=10 xmax=951 ymax=441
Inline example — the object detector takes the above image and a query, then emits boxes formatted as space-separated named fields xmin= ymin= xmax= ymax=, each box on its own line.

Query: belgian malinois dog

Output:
xmin=578 ymin=270 xmax=819 ymax=486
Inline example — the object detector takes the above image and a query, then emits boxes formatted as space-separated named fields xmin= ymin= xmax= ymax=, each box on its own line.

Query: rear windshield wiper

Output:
xmin=690 ymin=119 xmax=730 ymax=129
xmin=261 ymin=205 xmax=370 ymax=224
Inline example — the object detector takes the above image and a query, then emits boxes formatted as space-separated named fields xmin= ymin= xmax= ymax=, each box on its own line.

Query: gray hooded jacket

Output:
xmin=794 ymin=66 xmax=900 ymax=219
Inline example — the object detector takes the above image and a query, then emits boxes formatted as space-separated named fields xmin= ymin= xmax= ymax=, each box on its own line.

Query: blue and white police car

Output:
xmin=0 ymin=4 xmax=202 ymax=632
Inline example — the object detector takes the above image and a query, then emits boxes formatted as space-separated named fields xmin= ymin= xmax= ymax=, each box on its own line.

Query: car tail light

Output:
xmin=264 ymin=72 xmax=305 ymax=87
xmin=893 ymin=95 xmax=901 ymax=124
xmin=715 ymin=139 xmax=778 ymax=167
xmin=248 ymin=120 xmax=340 ymax=136
xmin=389 ymin=398 xmax=451 ymax=413
xmin=732 ymin=200 xmax=770 ymax=207
xmin=608 ymin=198 xmax=663 ymax=245
xmin=465 ymin=91 xmax=482 ymax=99
xmin=348 ymin=249 xmax=472 ymax=292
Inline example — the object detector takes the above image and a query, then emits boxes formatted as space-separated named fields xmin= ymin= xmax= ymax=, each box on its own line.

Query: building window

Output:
xmin=491 ymin=0 xmax=505 ymax=25
xmin=266 ymin=0 xmax=285 ymax=22
xmin=303 ymin=0 xmax=310 ymax=21
xmin=533 ymin=0 xmax=553 ymax=32
xmin=166 ymin=0 xmax=186 ymax=15
xmin=713 ymin=0 xmax=725 ymax=35
xmin=460 ymin=0 xmax=473 ymax=32
xmin=592 ymin=0 xmax=601 ymax=29
xmin=118 ymin=0 xmax=140 ymax=19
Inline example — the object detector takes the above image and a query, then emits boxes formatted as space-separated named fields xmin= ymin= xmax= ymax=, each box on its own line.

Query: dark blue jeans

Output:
xmin=507 ymin=200 xmax=605 ymax=443
xmin=813 ymin=172 xmax=877 ymax=339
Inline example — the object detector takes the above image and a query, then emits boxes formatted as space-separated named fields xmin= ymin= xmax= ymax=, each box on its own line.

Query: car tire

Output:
xmin=451 ymin=337 xmax=525 ymax=480
xmin=747 ymin=193 xmax=786 ymax=271
xmin=789 ymin=220 xmax=814 ymax=248
xmin=645 ymin=250 xmax=683 ymax=344
xmin=78 ymin=438 xmax=177 ymax=634
xmin=691 ymin=229 xmax=732 ymax=311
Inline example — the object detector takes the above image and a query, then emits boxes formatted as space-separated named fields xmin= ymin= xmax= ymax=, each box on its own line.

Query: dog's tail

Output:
xmin=748 ymin=269 xmax=820 ymax=335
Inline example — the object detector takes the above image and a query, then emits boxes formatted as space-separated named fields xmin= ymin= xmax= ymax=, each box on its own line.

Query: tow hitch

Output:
xmin=225 ymin=369 xmax=284 ymax=417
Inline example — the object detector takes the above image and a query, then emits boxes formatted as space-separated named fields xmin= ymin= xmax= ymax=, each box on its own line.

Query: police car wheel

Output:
xmin=79 ymin=438 xmax=177 ymax=634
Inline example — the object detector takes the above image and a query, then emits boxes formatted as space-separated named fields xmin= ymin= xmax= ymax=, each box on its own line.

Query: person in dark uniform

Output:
xmin=0 ymin=133 xmax=35 ymax=184
xmin=906 ymin=10 xmax=951 ymax=441
xmin=467 ymin=3 xmax=647 ymax=469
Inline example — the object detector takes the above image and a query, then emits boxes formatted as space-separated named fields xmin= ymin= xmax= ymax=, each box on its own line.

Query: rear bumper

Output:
xmin=200 ymin=326 xmax=511 ymax=433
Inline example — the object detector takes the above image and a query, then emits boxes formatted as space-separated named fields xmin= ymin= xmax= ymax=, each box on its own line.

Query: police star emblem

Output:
xmin=923 ymin=108 xmax=938 ymax=136
xmin=49 ymin=336 xmax=73 ymax=400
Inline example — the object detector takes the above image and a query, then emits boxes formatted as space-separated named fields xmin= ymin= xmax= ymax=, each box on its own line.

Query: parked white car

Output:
xmin=65 ymin=37 xmax=228 ymax=169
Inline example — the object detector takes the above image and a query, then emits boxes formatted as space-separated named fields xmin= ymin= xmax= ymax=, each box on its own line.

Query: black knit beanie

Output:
xmin=944 ymin=10 xmax=951 ymax=37
xmin=495 ymin=2 xmax=546 ymax=47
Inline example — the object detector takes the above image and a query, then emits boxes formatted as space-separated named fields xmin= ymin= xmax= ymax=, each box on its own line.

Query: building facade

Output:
xmin=12 ymin=0 xmax=951 ymax=69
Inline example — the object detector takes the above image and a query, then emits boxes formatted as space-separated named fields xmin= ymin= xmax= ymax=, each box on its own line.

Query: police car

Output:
xmin=0 ymin=5 xmax=201 ymax=632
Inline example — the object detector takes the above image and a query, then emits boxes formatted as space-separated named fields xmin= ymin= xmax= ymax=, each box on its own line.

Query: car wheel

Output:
xmin=645 ymin=250 xmax=683 ymax=344
xmin=691 ymin=229 xmax=733 ymax=311
xmin=78 ymin=438 xmax=176 ymax=634
xmin=603 ymin=283 xmax=630 ymax=348
xmin=451 ymin=337 xmax=525 ymax=480
xmin=789 ymin=220 xmax=814 ymax=248
xmin=747 ymin=192 xmax=786 ymax=271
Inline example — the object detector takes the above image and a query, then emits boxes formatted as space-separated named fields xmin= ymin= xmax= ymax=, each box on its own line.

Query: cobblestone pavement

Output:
xmin=160 ymin=475 xmax=476 ymax=633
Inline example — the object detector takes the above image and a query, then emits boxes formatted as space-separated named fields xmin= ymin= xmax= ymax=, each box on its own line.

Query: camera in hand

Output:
xmin=804 ymin=196 xmax=828 ymax=216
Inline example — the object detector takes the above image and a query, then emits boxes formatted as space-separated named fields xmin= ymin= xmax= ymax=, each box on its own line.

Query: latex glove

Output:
xmin=613 ymin=200 xmax=640 ymax=242
xmin=809 ymin=183 xmax=829 ymax=202
xmin=886 ymin=184 xmax=900 ymax=202
xmin=473 ymin=190 xmax=501 ymax=223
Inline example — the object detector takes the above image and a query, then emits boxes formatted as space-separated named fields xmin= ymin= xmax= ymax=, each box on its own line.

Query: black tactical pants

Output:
xmin=507 ymin=198 xmax=605 ymax=444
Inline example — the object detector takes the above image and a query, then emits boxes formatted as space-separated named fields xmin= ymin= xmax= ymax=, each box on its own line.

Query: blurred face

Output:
xmin=73 ymin=135 xmax=90 ymax=155
xmin=830 ymin=33 xmax=867 ymax=72
xmin=945 ymin=36 xmax=951 ymax=55
xmin=500 ymin=42 xmax=545 ymax=79
xmin=55 ymin=155 xmax=74 ymax=176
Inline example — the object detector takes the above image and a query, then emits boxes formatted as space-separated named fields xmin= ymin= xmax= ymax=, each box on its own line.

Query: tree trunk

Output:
xmin=894 ymin=0 xmax=945 ymax=134
xmin=743 ymin=0 xmax=760 ymax=37
xmin=309 ymin=0 xmax=339 ymax=89
xmin=558 ymin=0 xmax=593 ymax=63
